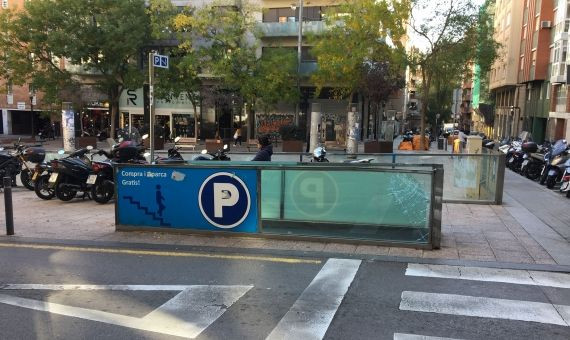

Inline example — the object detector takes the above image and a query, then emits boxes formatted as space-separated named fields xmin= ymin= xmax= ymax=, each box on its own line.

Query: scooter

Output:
xmin=48 ymin=147 xmax=96 ymax=201
xmin=540 ymin=139 xmax=569 ymax=188
xmin=155 ymin=137 xmax=186 ymax=164
xmin=311 ymin=146 xmax=329 ymax=162
xmin=558 ymin=158 xmax=570 ymax=198
xmin=193 ymin=144 xmax=231 ymax=161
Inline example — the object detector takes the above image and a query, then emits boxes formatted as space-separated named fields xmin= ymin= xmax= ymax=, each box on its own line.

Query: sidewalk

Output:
xmin=0 ymin=170 xmax=568 ymax=268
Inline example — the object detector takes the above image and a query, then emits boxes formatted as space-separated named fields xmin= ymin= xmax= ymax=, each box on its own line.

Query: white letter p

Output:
xmin=213 ymin=183 xmax=239 ymax=218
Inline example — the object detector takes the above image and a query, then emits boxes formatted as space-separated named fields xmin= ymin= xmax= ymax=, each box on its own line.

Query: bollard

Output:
xmin=4 ymin=177 xmax=14 ymax=235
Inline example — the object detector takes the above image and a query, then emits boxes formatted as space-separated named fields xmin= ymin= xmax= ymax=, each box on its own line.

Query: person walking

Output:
xmin=233 ymin=124 xmax=242 ymax=146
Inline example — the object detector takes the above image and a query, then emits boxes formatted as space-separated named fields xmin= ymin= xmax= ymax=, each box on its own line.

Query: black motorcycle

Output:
xmin=0 ymin=139 xmax=46 ymax=190
xmin=34 ymin=148 xmax=93 ymax=200
xmin=540 ymin=139 xmax=568 ymax=188
xmin=193 ymin=144 xmax=231 ymax=161
xmin=155 ymin=137 xmax=186 ymax=164
xmin=48 ymin=147 xmax=96 ymax=201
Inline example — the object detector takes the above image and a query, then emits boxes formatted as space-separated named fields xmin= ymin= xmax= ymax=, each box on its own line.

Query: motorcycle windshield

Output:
xmin=551 ymin=140 xmax=568 ymax=157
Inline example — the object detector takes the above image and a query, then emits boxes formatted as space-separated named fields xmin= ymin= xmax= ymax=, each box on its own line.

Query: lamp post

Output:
xmin=435 ymin=113 xmax=440 ymax=136
xmin=291 ymin=0 xmax=304 ymax=126
xmin=29 ymin=91 xmax=35 ymax=138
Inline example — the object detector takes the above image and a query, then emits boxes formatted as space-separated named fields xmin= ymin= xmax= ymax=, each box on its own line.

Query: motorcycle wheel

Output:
xmin=567 ymin=190 xmax=570 ymax=198
xmin=34 ymin=174 xmax=55 ymax=200
xmin=20 ymin=169 xmax=35 ymax=190
xmin=526 ymin=166 xmax=542 ymax=181
xmin=91 ymin=180 xmax=114 ymax=204
xmin=55 ymin=180 xmax=77 ymax=201
xmin=546 ymin=175 xmax=556 ymax=189
xmin=539 ymin=168 xmax=548 ymax=185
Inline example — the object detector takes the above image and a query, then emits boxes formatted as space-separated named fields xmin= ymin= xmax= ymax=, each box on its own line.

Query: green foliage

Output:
xmin=173 ymin=1 xmax=298 ymax=114
xmin=409 ymin=0 xmax=498 ymax=144
xmin=309 ymin=0 xmax=410 ymax=101
xmin=0 ymin=0 xmax=150 ymax=137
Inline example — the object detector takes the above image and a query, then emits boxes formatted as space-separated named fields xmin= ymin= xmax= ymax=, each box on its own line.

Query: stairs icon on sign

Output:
xmin=123 ymin=196 xmax=171 ymax=227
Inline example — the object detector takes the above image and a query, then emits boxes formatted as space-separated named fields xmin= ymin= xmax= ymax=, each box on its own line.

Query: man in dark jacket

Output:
xmin=252 ymin=134 xmax=273 ymax=161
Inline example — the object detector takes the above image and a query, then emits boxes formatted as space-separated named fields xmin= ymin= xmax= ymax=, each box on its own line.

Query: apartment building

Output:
xmin=258 ymin=0 xmax=405 ymax=142
xmin=489 ymin=0 xmax=524 ymax=139
xmin=0 ymin=0 xmax=50 ymax=135
xmin=549 ymin=0 xmax=570 ymax=141
xmin=516 ymin=0 xmax=553 ymax=144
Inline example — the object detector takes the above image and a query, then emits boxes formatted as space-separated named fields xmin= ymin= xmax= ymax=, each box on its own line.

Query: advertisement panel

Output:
xmin=116 ymin=167 xmax=258 ymax=233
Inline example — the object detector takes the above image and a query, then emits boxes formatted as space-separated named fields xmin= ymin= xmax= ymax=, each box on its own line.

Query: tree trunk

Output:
xmin=109 ymin=86 xmax=122 ymax=140
xmin=420 ymin=68 xmax=431 ymax=151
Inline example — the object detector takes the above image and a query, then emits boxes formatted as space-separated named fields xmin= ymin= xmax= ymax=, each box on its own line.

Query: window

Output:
xmin=506 ymin=12 xmax=511 ymax=26
xmin=1 ymin=0 xmax=7 ymax=9
xmin=6 ymin=81 xmax=12 ymax=95
xmin=532 ymin=50 xmax=537 ymax=66
xmin=520 ymin=56 xmax=525 ymax=70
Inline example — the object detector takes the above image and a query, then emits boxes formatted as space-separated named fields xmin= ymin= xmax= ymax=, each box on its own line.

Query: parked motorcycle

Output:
xmin=558 ymin=158 xmax=570 ymax=198
xmin=311 ymin=146 xmax=329 ymax=162
xmin=193 ymin=144 xmax=231 ymax=161
xmin=518 ymin=142 xmax=538 ymax=176
xmin=540 ymin=139 xmax=569 ymax=188
xmin=0 ymin=139 xmax=46 ymax=190
xmin=48 ymin=146 xmax=96 ymax=201
xmin=89 ymin=134 xmax=150 ymax=204
xmin=34 ymin=148 xmax=94 ymax=200
xmin=155 ymin=137 xmax=186 ymax=164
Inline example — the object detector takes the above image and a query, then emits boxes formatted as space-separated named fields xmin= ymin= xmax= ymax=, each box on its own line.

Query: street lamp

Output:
xmin=291 ymin=1 xmax=304 ymax=127
xmin=435 ymin=113 xmax=440 ymax=136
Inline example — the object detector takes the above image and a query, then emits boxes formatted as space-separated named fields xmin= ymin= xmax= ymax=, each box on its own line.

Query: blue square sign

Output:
xmin=153 ymin=54 xmax=169 ymax=69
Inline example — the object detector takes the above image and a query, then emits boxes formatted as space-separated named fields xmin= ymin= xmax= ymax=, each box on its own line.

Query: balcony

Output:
xmin=550 ymin=62 xmax=567 ymax=83
xmin=258 ymin=21 xmax=326 ymax=37
xmin=64 ymin=63 xmax=100 ymax=75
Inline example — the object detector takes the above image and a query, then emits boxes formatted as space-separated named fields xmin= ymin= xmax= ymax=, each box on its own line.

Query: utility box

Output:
xmin=438 ymin=137 xmax=445 ymax=150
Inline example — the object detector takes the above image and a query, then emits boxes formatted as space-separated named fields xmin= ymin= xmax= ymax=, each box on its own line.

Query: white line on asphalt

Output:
xmin=266 ymin=258 xmax=362 ymax=340
xmin=0 ymin=285 xmax=253 ymax=338
xmin=393 ymin=333 xmax=463 ymax=340
xmin=0 ymin=284 xmax=194 ymax=291
xmin=405 ymin=263 xmax=570 ymax=289
xmin=399 ymin=291 xmax=570 ymax=327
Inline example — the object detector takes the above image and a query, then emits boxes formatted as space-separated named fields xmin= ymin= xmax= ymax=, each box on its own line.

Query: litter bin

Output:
xmin=438 ymin=137 xmax=445 ymax=150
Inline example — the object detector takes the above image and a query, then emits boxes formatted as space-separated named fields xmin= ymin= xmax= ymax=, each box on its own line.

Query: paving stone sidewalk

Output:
xmin=0 ymin=174 xmax=567 ymax=266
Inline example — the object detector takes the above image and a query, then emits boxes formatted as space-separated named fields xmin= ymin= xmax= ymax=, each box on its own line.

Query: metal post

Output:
xmin=294 ymin=0 xmax=303 ymax=126
xmin=4 ymin=177 xmax=14 ymax=235
xmin=148 ymin=52 xmax=155 ymax=161
xmin=30 ymin=94 xmax=35 ymax=139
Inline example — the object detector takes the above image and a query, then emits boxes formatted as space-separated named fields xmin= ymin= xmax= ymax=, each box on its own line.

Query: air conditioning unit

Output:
xmin=541 ymin=21 xmax=552 ymax=29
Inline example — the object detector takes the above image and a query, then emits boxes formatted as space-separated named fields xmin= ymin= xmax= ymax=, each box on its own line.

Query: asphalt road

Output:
xmin=0 ymin=241 xmax=568 ymax=340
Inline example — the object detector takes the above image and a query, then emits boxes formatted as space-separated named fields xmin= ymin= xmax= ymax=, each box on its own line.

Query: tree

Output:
xmin=0 ymin=0 xmax=150 ymax=139
xmin=309 ymin=0 xmax=410 ymax=106
xmin=409 ymin=0 xmax=498 ymax=148
xmin=173 ymin=1 xmax=298 ymax=139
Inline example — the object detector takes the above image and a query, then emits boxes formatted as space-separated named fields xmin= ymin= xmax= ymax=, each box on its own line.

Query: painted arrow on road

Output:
xmin=0 ymin=284 xmax=253 ymax=339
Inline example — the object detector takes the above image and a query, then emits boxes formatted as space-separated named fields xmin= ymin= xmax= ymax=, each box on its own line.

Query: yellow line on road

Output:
xmin=0 ymin=243 xmax=322 ymax=264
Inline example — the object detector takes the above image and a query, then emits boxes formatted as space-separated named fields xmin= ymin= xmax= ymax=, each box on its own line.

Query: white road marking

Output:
xmin=0 ymin=284 xmax=198 ymax=291
xmin=266 ymin=258 xmax=361 ymax=340
xmin=393 ymin=333 xmax=463 ymax=340
xmin=405 ymin=263 xmax=570 ymax=289
xmin=0 ymin=285 xmax=252 ymax=339
xmin=399 ymin=291 xmax=570 ymax=327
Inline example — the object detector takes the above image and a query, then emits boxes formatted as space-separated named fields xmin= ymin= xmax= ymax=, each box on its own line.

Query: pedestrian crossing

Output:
xmin=396 ymin=263 xmax=570 ymax=339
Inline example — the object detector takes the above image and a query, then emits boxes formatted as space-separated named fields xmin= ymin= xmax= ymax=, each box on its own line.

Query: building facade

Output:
xmin=490 ymin=0 xmax=525 ymax=140
xmin=0 ymin=0 xmax=50 ymax=136
xmin=549 ymin=0 xmax=570 ymax=141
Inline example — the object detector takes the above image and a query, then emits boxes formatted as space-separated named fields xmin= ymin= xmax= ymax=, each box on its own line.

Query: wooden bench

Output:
xmin=177 ymin=137 xmax=197 ymax=150
xmin=205 ymin=139 xmax=223 ymax=153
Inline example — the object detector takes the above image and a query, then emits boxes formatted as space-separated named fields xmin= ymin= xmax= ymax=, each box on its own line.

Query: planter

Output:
xmin=76 ymin=136 xmax=97 ymax=149
xmin=282 ymin=140 xmax=304 ymax=152
xmin=143 ymin=138 xmax=164 ymax=150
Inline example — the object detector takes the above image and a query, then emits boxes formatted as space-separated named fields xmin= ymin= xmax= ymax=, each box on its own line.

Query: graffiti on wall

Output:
xmin=255 ymin=113 xmax=295 ymax=138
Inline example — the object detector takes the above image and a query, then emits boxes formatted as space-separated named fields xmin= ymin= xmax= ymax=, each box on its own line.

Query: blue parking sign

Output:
xmin=116 ymin=167 xmax=258 ymax=233
xmin=152 ymin=54 xmax=169 ymax=69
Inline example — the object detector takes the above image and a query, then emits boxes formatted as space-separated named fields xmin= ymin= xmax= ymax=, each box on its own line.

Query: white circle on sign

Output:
xmin=198 ymin=172 xmax=251 ymax=229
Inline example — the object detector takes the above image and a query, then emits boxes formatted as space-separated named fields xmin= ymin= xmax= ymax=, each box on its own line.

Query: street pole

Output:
xmin=29 ymin=93 xmax=34 ymax=138
xmin=148 ymin=52 xmax=155 ymax=162
xmin=294 ymin=0 xmax=303 ymax=126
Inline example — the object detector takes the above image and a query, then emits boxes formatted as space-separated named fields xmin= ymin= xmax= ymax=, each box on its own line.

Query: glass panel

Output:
xmin=261 ymin=168 xmax=434 ymax=244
